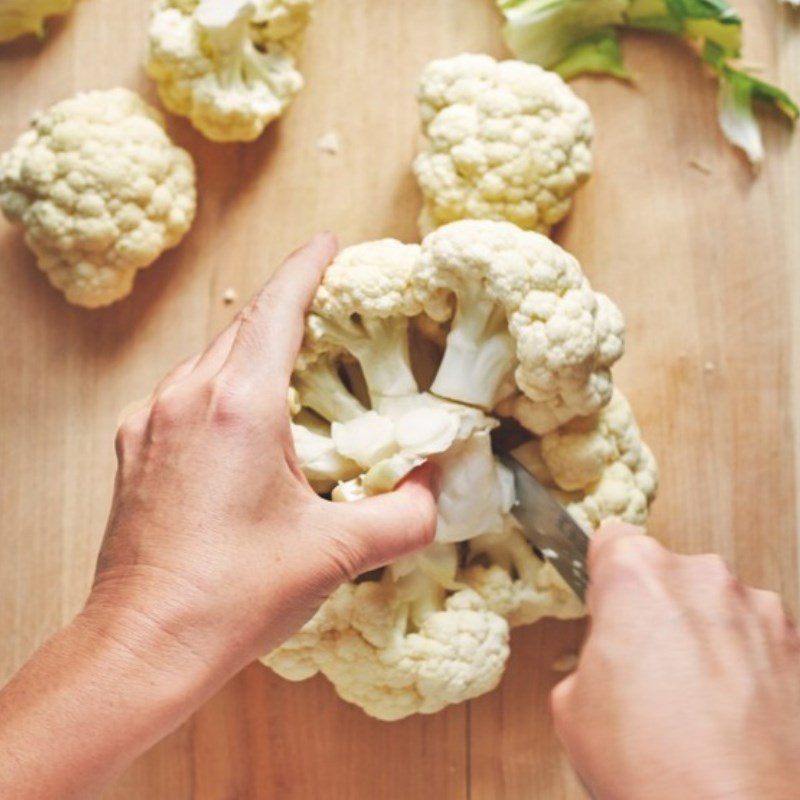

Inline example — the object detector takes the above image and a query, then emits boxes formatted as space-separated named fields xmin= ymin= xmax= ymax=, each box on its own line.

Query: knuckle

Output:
xmin=324 ymin=531 xmax=367 ymax=583
xmin=205 ymin=376 xmax=255 ymax=427
xmin=150 ymin=386 xmax=191 ymax=428
xmin=602 ymin=537 xmax=663 ymax=577
xmin=549 ymin=676 xmax=576 ymax=725
xmin=750 ymin=589 xmax=788 ymax=623
xmin=114 ymin=415 xmax=145 ymax=459
xmin=692 ymin=554 xmax=739 ymax=591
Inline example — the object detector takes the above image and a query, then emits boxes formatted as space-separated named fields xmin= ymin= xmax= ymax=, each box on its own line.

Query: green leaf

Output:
xmin=500 ymin=0 xmax=628 ymax=70
xmin=553 ymin=29 xmax=631 ymax=80
xmin=494 ymin=0 xmax=796 ymax=164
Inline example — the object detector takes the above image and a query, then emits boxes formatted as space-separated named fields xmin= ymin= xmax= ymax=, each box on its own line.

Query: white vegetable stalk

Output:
xmin=295 ymin=358 xmax=366 ymax=422
xmin=290 ymin=423 xmax=360 ymax=491
xmin=430 ymin=282 xmax=516 ymax=409
xmin=196 ymin=0 xmax=290 ymax=95
xmin=717 ymin=73 xmax=764 ymax=168
xmin=315 ymin=315 xmax=419 ymax=406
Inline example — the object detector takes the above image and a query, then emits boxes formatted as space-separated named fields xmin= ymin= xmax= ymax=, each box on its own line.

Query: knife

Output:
xmin=499 ymin=452 xmax=590 ymax=602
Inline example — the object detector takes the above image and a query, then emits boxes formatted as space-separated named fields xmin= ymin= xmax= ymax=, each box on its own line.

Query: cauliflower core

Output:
xmin=0 ymin=88 xmax=197 ymax=308
xmin=146 ymin=0 xmax=313 ymax=142
xmin=264 ymin=220 xmax=657 ymax=721
xmin=413 ymin=53 xmax=593 ymax=235
xmin=0 ymin=0 xmax=74 ymax=44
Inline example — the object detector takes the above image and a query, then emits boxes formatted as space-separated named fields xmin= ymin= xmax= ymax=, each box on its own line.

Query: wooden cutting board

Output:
xmin=1 ymin=1 xmax=798 ymax=797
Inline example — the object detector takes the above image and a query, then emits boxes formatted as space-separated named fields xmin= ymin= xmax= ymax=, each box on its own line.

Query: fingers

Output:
xmin=550 ymin=672 xmax=578 ymax=729
xmin=588 ymin=520 xmax=647 ymax=573
xmin=747 ymin=588 xmax=796 ymax=642
xmin=221 ymin=233 xmax=338 ymax=392
xmin=586 ymin=523 xmax=671 ymax=624
xmin=331 ymin=463 xmax=439 ymax=575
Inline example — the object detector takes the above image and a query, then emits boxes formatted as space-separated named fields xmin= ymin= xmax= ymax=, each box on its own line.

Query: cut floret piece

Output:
xmin=415 ymin=220 xmax=624 ymax=426
xmin=146 ymin=0 xmax=313 ymax=142
xmin=413 ymin=53 xmax=593 ymax=235
xmin=290 ymin=417 xmax=360 ymax=494
xmin=0 ymin=88 xmax=196 ymax=308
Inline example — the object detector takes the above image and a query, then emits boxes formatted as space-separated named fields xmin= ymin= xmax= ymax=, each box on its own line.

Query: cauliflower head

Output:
xmin=413 ymin=53 xmax=593 ymax=236
xmin=146 ymin=0 xmax=313 ymax=142
xmin=0 ymin=0 xmax=74 ymax=44
xmin=266 ymin=220 xmax=656 ymax=720
xmin=0 ymin=88 xmax=197 ymax=308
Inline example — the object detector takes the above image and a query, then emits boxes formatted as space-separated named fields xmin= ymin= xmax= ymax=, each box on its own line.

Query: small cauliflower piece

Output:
xmin=307 ymin=239 xmax=423 ymax=408
xmin=290 ymin=421 xmax=360 ymax=494
xmin=146 ymin=0 xmax=313 ymax=142
xmin=0 ymin=0 xmax=74 ymax=44
xmin=413 ymin=53 xmax=593 ymax=235
xmin=416 ymin=220 xmax=624 ymax=423
xmin=0 ymin=88 xmax=196 ymax=308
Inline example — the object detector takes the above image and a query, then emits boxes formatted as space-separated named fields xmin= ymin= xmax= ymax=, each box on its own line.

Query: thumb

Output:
xmin=335 ymin=463 xmax=439 ymax=573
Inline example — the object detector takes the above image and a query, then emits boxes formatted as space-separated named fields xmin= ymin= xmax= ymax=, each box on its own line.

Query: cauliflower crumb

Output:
xmin=0 ymin=88 xmax=196 ymax=308
xmin=551 ymin=652 xmax=579 ymax=672
xmin=146 ymin=0 xmax=314 ymax=142
xmin=316 ymin=130 xmax=341 ymax=155
xmin=688 ymin=159 xmax=712 ymax=175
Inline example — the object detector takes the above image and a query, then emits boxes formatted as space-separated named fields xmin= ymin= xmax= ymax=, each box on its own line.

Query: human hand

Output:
xmin=90 ymin=233 xmax=437 ymax=680
xmin=551 ymin=523 xmax=800 ymax=800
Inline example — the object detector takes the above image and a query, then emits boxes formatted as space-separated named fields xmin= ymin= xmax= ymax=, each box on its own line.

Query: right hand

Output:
xmin=551 ymin=522 xmax=800 ymax=800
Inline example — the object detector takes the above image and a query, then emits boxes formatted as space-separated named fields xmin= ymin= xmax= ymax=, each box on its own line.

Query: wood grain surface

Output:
xmin=1 ymin=1 xmax=798 ymax=798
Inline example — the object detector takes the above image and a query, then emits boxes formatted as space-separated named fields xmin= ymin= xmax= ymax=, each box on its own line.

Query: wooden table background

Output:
xmin=1 ymin=1 xmax=798 ymax=797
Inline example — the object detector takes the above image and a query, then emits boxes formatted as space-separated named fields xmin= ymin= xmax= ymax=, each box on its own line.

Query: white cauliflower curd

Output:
xmin=146 ymin=0 xmax=314 ymax=142
xmin=413 ymin=53 xmax=593 ymax=235
xmin=0 ymin=0 xmax=74 ymax=44
xmin=0 ymin=88 xmax=197 ymax=308
xmin=263 ymin=219 xmax=657 ymax=721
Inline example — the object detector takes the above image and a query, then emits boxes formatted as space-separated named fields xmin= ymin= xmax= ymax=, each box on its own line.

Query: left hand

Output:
xmin=90 ymin=232 xmax=438 ymax=677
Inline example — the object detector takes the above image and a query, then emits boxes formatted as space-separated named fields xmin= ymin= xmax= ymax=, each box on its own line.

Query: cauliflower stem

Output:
xmin=196 ymin=0 xmax=294 ymax=100
xmin=430 ymin=280 xmax=516 ymax=409
xmin=311 ymin=315 xmax=419 ymax=406
xmin=294 ymin=355 xmax=366 ymax=422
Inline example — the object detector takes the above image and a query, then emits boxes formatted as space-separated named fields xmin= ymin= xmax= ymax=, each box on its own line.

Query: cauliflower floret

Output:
xmin=515 ymin=389 xmax=659 ymax=530
xmin=146 ymin=0 xmax=313 ymax=142
xmin=307 ymin=239 xmax=423 ymax=407
xmin=464 ymin=524 xmax=584 ymax=626
xmin=0 ymin=88 xmax=196 ymax=308
xmin=413 ymin=53 xmax=593 ymax=235
xmin=0 ymin=0 xmax=74 ymax=44
xmin=265 ymin=574 xmax=510 ymax=722
xmin=415 ymin=220 xmax=624 ymax=424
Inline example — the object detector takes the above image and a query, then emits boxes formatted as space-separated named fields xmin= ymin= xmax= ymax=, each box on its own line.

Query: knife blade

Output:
xmin=499 ymin=453 xmax=590 ymax=602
